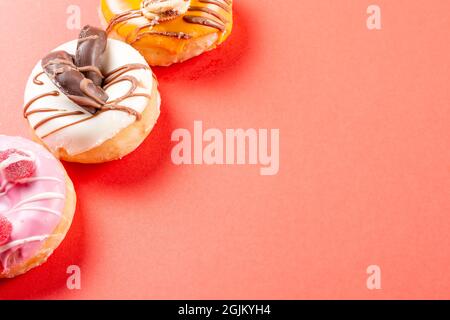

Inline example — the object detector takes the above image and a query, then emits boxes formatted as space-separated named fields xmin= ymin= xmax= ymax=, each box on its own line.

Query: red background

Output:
xmin=0 ymin=0 xmax=449 ymax=299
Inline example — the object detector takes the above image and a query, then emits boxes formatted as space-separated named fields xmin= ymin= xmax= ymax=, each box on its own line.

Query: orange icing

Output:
xmin=100 ymin=0 xmax=233 ymax=55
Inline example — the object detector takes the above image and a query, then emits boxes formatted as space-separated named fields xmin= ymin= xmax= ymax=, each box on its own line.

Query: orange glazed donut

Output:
xmin=100 ymin=0 xmax=233 ymax=66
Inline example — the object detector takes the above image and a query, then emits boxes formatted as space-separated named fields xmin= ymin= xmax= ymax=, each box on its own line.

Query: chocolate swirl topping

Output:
xmin=42 ymin=50 xmax=109 ymax=114
xmin=39 ymin=26 xmax=150 ymax=118
xmin=76 ymin=25 xmax=107 ymax=87
xmin=24 ymin=25 xmax=155 ymax=139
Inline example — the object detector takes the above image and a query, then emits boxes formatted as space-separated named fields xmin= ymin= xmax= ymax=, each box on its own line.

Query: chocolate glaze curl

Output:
xmin=28 ymin=25 xmax=153 ymax=135
xmin=41 ymin=51 xmax=109 ymax=114
xmin=76 ymin=25 xmax=107 ymax=86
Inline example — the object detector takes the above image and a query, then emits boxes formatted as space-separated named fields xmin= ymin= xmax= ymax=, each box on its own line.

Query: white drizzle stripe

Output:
xmin=0 ymin=235 xmax=50 ymax=254
xmin=0 ymin=177 xmax=63 ymax=197
xmin=12 ymin=192 xmax=65 ymax=209
xmin=7 ymin=207 xmax=62 ymax=217
xmin=0 ymin=184 xmax=14 ymax=197
xmin=17 ymin=176 xmax=63 ymax=184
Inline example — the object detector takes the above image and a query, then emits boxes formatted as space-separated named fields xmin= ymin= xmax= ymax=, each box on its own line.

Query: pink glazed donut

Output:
xmin=0 ymin=135 xmax=76 ymax=278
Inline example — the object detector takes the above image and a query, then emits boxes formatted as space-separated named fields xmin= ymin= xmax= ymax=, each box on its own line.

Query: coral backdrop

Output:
xmin=0 ymin=0 xmax=449 ymax=299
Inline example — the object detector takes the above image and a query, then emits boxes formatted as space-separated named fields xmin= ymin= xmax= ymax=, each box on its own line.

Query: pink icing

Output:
xmin=0 ymin=135 xmax=66 ymax=273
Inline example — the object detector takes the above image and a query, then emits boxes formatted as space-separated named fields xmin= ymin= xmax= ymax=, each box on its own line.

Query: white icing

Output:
xmin=24 ymin=39 xmax=156 ymax=156
xmin=0 ymin=235 xmax=50 ymax=254
xmin=16 ymin=176 xmax=63 ymax=184
xmin=8 ymin=207 xmax=62 ymax=217
xmin=0 ymin=176 xmax=62 ymax=197
xmin=12 ymin=192 xmax=65 ymax=209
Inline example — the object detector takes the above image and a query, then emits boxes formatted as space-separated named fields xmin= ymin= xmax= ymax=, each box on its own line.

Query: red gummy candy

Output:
xmin=3 ymin=160 xmax=36 ymax=182
xmin=0 ymin=149 xmax=36 ymax=183
xmin=0 ymin=215 xmax=12 ymax=246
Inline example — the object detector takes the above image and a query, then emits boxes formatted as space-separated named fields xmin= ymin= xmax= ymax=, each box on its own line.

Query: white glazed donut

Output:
xmin=23 ymin=27 xmax=161 ymax=163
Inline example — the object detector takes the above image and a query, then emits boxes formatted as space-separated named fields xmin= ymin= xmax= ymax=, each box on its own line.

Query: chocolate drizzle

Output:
xmin=199 ymin=0 xmax=230 ymax=13
xmin=24 ymin=26 xmax=155 ymax=139
xmin=24 ymin=91 xmax=60 ymax=116
xmin=33 ymin=72 xmax=45 ymax=85
xmin=33 ymin=111 xmax=85 ymax=130
xmin=104 ymin=63 xmax=150 ymax=83
xmin=188 ymin=6 xmax=228 ymax=23
xmin=25 ymin=108 xmax=66 ymax=117
xmin=183 ymin=15 xmax=225 ymax=31
xmin=106 ymin=10 xmax=143 ymax=34
xmin=105 ymin=0 xmax=231 ymax=43
xmin=132 ymin=31 xmax=192 ymax=45
xmin=41 ymin=115 xmax=97 ymax=139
